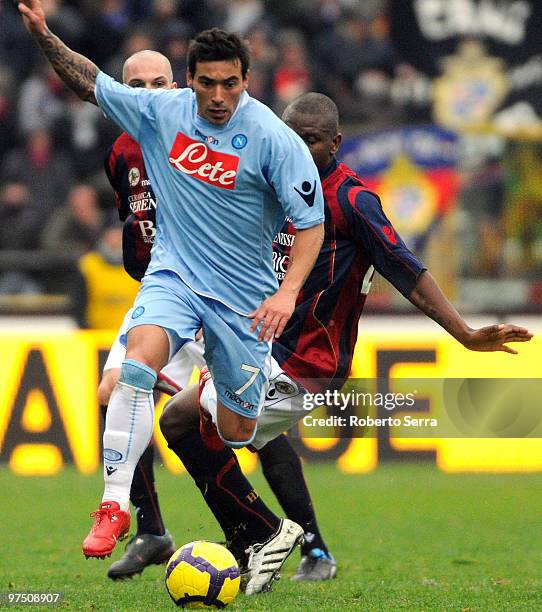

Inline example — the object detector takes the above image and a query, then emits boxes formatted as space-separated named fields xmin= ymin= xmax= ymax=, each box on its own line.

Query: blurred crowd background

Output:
xmin=1 ymin=0 xmax=541 ymax=328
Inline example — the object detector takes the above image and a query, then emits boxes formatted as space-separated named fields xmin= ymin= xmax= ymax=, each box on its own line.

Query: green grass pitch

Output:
xmin=1 ymin=463 xmax=541 ymax=611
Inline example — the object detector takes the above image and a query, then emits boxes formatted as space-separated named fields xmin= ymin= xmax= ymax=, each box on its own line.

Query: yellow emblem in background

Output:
xmin=378 ymin=155 xmax=438 ymax=241
xmin=433 ymin=41 xmax=509 ymax=131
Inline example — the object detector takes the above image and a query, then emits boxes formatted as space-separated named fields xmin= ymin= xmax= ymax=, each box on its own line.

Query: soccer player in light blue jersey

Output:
xmin=18 ymin=0 xmax=324 ymax=561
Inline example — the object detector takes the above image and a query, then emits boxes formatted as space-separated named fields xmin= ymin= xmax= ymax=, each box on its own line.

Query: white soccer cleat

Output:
xmin=243 ymin=519 xmax=304 ymax=595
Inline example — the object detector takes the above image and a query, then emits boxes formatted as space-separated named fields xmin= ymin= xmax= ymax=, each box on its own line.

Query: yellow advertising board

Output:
xmin=0 ymin=330 xmax=539 ymax=475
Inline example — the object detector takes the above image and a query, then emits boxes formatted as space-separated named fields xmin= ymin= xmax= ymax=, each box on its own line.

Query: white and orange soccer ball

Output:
xmin=165 ymin=541 xmax=240 ymax=609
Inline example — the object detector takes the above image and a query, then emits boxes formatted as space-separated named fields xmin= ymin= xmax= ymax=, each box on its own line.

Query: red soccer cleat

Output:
xmin=82 ymin=502 xmax=130 ymax=559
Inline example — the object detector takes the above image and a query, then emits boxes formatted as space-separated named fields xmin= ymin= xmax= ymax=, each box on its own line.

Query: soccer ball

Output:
xmin=165 ymin=541 xmax=240 ymax=609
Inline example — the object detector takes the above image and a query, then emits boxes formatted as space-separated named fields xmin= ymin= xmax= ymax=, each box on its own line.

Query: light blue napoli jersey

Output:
xmin=95 ymin=72 xmax=324 ymax=314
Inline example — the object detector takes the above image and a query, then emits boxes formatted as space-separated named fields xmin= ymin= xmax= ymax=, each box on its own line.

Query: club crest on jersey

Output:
xmin=169 ymin=132 xmax=239 ymax=190
xmin=231 ymin=133 xmax=248 ymax=149
xmin=128 ymin=167 xmax=140 ymax=187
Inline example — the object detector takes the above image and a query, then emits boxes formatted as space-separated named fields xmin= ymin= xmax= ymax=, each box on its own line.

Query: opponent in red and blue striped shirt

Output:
xmin=273 ymin=93 xmax=530 ymax=394
xmin=273 ymin=150 xmax=424 ymax=392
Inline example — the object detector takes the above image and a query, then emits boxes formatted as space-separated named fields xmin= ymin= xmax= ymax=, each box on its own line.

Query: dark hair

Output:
xmin=283 ymin=92 xmax=339 ymax=135
xmin=187 ymin=28 xmax=250 ymax=78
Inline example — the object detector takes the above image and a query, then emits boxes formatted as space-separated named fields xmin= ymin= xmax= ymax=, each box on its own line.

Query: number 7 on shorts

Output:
xmin=235 ymin=364 xmax=260 ymax=395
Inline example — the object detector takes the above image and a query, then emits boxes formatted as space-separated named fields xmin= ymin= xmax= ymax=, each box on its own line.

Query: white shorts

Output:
xmin=103 ymin=308 xmax=206 ymax=389
xmin=200 ymin=357 xmax=308 ymax=449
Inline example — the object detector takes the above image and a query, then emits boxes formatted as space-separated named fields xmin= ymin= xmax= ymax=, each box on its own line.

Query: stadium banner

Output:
xmin=340 ymin=125 xmax=459 ymax=253
xmin=0 ymin=330 xmax=540 ymax=476
xmin=389 ymin=0 xmax=542 ymax=136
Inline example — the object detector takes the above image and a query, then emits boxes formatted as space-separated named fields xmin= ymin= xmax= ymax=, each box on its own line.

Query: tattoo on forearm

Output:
xmin=37 ymin=29 xmax=98 ymax=104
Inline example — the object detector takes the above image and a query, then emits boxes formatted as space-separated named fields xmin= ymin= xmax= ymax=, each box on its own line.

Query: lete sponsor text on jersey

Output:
xmin=168 ymin=132 xmax=240 ymax=189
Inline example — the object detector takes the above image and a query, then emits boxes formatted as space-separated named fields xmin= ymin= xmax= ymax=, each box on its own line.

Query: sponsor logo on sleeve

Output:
xmin=382 ymin=225 xmax=397 ymax=245
xmin=168 ymin=132 xmax=239 ymax=189
xmin=294 ymin=180 xmax=317 ymax=206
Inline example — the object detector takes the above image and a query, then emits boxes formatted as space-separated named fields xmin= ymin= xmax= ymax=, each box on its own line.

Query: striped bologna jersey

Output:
xmin=104 ymin=132 xmax=157 ymax=281
xmin=272 ymin=158 xmax=426 ymax=393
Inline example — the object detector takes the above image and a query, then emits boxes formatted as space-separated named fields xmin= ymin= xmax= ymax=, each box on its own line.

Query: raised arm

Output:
xmin=17 ymin=0 xmax=99 ymax=104
xmin=347 ymin=189 xmax=533 ymax=354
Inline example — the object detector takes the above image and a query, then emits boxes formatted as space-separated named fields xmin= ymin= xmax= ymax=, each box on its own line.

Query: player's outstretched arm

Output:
xmin=409 ymin=270 xmax=533 ymax=354
xmin=249 ymin=223 xmax=324 ymax=342
xmin=17 ymin=0 xmax=99 ymax=104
